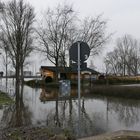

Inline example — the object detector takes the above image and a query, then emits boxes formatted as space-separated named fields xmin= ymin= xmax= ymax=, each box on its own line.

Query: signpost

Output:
xmin=69 ymin=41 xmax=90 ymax=137
xmin=77 ymin=42 xmax=81 ymax=128
xmin=69 ymin=41 xmax=90 ymax=63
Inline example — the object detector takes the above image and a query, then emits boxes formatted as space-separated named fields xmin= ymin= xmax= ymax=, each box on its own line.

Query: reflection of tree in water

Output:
xmin=107 ymin=97 xmax=140 ymax=127
xmin=0 ymin=105 xmax=3 ymax=109
xmin=43 ymin=96 xmax=106 ymax=137
xmin=1 ymin=85 xmax=32 ymax=128
xmin=75 ymin=99 xmax=106 ymax=137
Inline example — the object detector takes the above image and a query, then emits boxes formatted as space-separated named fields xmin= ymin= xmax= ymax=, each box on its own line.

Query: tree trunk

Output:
xmin=55 ymin=60 xmax=59 ymax=82
xmin=20 ymin=64 xmax=24 ymax=86
xmin=15 ymin=68 xmax=20 ymax=98
xmin=15 ymin=63 xmax=21 ymax=127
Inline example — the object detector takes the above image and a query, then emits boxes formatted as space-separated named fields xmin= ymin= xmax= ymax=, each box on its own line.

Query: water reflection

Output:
xmin=40 ymin=88 xmax=58 ymax=102
xmin=1 ymin=84 xmax=140 ymax=137
xmin=1 ymin=85 xmax=32 ymax=128
xmin=33 ymin=87 xmax=107 ymax=137
xmin=106 ymin=97 xmax=140 ymax=127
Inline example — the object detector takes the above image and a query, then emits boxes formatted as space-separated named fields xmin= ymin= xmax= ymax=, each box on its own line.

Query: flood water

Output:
xmin=1 ymin=79 xmax=140 ymax=137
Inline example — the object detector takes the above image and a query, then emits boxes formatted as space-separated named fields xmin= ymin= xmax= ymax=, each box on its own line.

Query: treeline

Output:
xmin=104 ymin=35 xmax=140 ymax=76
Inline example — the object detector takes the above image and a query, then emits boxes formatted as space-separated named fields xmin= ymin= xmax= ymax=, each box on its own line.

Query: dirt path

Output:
xmin=1 ymin=128 xmax=140 ymax=140
xmin=78 ymin=130 xmax=140 ymax=140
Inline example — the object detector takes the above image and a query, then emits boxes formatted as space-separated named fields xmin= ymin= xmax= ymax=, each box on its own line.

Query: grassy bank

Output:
xmin=24 ymin=79 xmax=46 ymax=87
xmin=91 ymin=85 xmax=140 ymax=99
xmin=24 ymin=79 xmax=78 ymax=88
xmin=0 ymin=92 xmax=14 ymax=105
xmin=0 ymin=126 xmax=75 ymax=140
xmin=93 ymin=76 xmax=140 ymax=85
xmin=25 ymin=76 xmax=140 ymax=88
xmin=24 ymin=80 xmax=60 ymax=88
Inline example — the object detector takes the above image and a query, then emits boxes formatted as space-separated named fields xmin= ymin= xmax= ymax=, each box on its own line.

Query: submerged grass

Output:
xmin=0 ymin=92 xmax=14 ymax=105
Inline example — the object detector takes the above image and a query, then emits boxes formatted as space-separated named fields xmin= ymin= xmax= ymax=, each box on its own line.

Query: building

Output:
xmin=7 ymin=70 xmax=33 ymax=77
xmin=23 ymin=71 xmax=33 ymax=76
xmin=7 ymin=71 xmax=15 ymax=77
xmin=0 ymin=71 xmax=3 ymax=77
xmin=40 ymin=66 xmax=100 ymax=80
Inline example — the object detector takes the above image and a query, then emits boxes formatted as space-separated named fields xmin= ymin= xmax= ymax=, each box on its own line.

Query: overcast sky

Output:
xmin=26 ymin=0 xmax=140 ymax=38
xmin=3 ymin=0 xmax=140 ymax=72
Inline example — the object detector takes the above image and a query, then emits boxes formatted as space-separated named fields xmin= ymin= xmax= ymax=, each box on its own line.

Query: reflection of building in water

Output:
xmin=40 ymin=88 xmax=58 ymax=102
xmin=39 ymin=97 xmax=107 ymax=137
xmin=107 ymin=97 xmax=140 ymax=127
xmin=40 ymin=87 xmax=91 ymax=102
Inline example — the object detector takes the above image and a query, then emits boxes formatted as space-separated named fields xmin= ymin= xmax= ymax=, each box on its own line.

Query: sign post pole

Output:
xmin=69 ymin=41 xmax=90 ymax=137
xmin=78 ymin=41 xmax=81 ymax=136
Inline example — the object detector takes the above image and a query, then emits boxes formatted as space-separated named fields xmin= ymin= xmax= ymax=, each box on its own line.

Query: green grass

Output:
xmin=0 ymin=92 xmax=14 ymax=105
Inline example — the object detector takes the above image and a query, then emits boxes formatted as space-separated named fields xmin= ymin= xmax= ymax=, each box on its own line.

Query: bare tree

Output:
xmin=37 ymin=4 xmax=76 ymax=81
xmin=0 ymin=45 xmax=11 ymax=91
xmin=105 ymin=48 xmax=123 ymax=75
xmin=104 ymin=34 xmax=140 ymax=76
xmin=127 ymin=39 xmax=140 ymax=75
xmin=37 ymin=3 xmax=110 ymax=82
xmin=117 ymin=35 xmax=140 ymax=76
xmin=0 ymin=0 xmax=35 ymax=96
xmin=78 ymin=15 xmax=110 ymax=55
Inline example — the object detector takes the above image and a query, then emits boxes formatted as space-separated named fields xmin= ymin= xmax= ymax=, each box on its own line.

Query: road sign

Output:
xmin=69 ymin=41 xmax=90 ymax=62
xmin=70 ymin=41 xmax=90 ymax=136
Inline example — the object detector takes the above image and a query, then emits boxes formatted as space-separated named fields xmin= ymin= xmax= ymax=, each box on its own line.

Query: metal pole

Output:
xmin=6 ymin=47 xmax=7 ymax=92
xmin=78 ymin=41 xmax=81 ymax=136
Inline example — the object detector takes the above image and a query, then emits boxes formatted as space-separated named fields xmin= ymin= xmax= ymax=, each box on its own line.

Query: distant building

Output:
xmin=7 ymin=70 xmax=33 ymax=77
xmin=7 ymin=71 xmax=15 ymax=76
xmin=23 ymin=71 xmax=33 ymax=76
xmin=0 ymin=71 xmax=3 ymax=77
xmin=40 ymin=66 xmax=100 ymax=80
